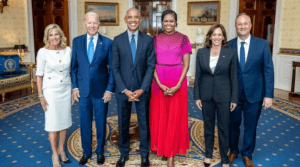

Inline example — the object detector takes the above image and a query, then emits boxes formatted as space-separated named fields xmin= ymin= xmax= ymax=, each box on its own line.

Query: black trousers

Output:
xmin=202 ymin=100 xmax=230 ymax=164
xmin=116 ymin=97 xmax=150 ymax=157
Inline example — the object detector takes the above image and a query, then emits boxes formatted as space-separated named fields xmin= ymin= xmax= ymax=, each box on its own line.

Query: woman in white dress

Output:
xmin=36 ymin=24 xmax=72 ymax=167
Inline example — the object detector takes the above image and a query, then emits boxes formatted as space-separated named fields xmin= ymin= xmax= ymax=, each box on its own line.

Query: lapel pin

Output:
xmin=223 ymin=56 xmax=225 ymax=57
xmin=100 ymin=42 xmax=102 ymax=45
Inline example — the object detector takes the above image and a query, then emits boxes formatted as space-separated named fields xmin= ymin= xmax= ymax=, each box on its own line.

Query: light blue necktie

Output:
xmin=130 ymin=34 xmax=136 ymax=64
xmin=240 ymin=42 xmax=245 ymax=71
xmin=88 ymin=37 xmax=94 ymax=63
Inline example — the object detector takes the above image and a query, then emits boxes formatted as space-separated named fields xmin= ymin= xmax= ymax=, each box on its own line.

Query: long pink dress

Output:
xmin=150 ymin=32 xmax=192 ymax=157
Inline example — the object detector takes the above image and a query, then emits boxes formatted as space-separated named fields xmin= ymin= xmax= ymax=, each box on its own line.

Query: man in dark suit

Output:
xmin=71 ymin=12 xmax=114 ymax=166
xmin=228 ymin=13 xmax=274 ymax=167
xmin=111 ymin=8 xmax=155 ymax=167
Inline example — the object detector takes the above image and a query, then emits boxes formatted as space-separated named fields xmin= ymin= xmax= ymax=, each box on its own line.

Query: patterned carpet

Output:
xmin=0 ymin=87 xmax=300 ymax=167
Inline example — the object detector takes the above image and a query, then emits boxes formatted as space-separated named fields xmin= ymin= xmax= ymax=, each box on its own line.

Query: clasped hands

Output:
xmin=159 ymin=84 xmax=180 ymax=96
xmin=125 ymin=89 xmax=144 ymax=101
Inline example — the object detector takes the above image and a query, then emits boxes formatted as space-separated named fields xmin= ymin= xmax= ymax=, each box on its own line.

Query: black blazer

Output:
xmin=194 ymin=47 xmax=238 ymax=103
xmin=111 ymin=31 xmax=155 ymax=99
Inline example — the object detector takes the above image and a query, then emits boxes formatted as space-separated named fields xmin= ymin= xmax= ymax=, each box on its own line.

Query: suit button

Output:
xmin=59 ymin=60 xmax=61 ymax=63
xmin=49 ymin=77 xmax=51 ymax=79
xmin=59 ymin=70 xmax=63 ymax=72
xmin=89 ymin=67 xmax=91 ymax=69
xmin=60 ymin=80 xmax=62 ymax=82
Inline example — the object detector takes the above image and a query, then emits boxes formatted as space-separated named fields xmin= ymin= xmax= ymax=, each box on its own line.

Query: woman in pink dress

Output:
xmin=150 ymin=10 xmax=192 ymax=167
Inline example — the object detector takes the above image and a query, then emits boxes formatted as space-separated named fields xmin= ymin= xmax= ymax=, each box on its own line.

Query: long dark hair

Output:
xmin=204 ymin=24 xmax=228 ymax=48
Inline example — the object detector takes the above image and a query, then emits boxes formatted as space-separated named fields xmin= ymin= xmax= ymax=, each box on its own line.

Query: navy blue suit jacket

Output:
xmin=228 ymin=36 xmax=274 ymax=103
xmin=111 ymin=31 xmax=155 ymax=99
xmin=71 ymin=33 xmax=115 ymax=98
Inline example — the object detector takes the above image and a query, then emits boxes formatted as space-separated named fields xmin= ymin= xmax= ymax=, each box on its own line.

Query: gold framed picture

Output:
xmin=187 ymin=1 xmax=220 ymax=25
xmin=85 ymin=2 xmax=119 ymax=26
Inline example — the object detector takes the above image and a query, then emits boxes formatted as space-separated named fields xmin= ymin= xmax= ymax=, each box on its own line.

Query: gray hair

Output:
xmin=235 ymin=13 xmax=252 ymax=25
xmin=85 ymin=11 xmax=100 ymax=23
xmin=125 ymin=7 xmax=141 ymax=18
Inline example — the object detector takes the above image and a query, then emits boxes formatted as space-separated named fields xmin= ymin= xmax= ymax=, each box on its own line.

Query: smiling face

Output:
xmin=84 ymin=13 xmax=100 ymax=36
xmin=210 ymin=27 xmax=224 ymax=47
xmin=235 ymin=15 xmax=252 ymax=39
xmin=48 ymin=28 xmax=61 ymax=47
xmin=124 ymin=9 xmax=142 ymax=33
xmin=162 ymin=14 xmax=176 ymax=34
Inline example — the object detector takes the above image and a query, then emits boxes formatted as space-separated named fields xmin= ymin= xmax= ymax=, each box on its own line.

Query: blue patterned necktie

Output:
xmin=130 ymin=34 xmax=136 ymax=64
xmin=240 ymin=42 xmax=246 ymax=71
xmin=88 ymin=36 xmax=94 ymax=63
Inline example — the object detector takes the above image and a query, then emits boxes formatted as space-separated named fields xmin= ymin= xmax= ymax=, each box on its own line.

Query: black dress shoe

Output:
xmin=140 ymin=156 xmax=150 ymax=167
xmin=97 ymin=154 xmax=105 ymax=165
xmin=116 ymin=155 xmax=129 ymax=167
xmin=79 ymin=154 xmax=92 ymax=166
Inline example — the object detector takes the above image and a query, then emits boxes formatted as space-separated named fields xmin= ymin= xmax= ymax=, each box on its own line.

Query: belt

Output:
xmin=156 ymin=63 xmax=183 ymax=66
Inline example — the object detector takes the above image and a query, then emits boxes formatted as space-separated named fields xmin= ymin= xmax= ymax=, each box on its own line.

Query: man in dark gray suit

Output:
xmin=111 ymin=8 xmax=155 ymax=167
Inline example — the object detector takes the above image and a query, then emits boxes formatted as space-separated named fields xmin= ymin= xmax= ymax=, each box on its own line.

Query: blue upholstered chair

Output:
xmin=0 ymin=54 xmax=34 ymax=102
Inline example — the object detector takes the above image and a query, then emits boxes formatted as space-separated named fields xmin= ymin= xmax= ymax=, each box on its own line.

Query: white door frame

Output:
xmin=26 ymin=0 xmax=35 ymax=62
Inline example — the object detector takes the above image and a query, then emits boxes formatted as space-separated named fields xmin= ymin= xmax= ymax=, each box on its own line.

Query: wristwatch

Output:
xmin=39 ymin=94 xmax=44 ymax=98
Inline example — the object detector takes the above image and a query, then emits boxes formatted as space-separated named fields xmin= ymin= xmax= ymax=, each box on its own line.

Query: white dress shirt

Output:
xmin=237 ymin=35 xmax=251 ymax=63
xmin=87 ymin=33 xmax=99 ymax=53
xmin=127 ymin=29 xmax=139 ymax=47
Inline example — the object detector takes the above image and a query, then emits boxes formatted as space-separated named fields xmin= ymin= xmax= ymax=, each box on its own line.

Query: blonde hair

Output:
xmin=43 ymin=24 xmax=67 ymax=48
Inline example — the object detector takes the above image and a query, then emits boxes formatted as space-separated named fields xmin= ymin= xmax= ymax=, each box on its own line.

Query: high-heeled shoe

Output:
xmin=58 ymin=150 xmax=71 ymax=164
xmin=203 ymin=158 xmax=211 ymax=167
xmin=204 ymin=162 xmax=211 ymax=167
xmin=52 ymin=155 xmax=61 ymax=167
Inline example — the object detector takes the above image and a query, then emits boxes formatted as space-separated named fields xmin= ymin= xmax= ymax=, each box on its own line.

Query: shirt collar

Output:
xmin=87 ymin=33 xmax=99 ymax=42
xmin=237 ymin=34 xmax=251 ymax=45
xmin=127 ymin=29 xmax=139 ymax=38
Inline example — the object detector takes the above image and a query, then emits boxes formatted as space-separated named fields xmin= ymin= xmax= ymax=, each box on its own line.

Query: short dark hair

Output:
xmin=161 ymin=10 xmax=178 ymax=26
xmin=204 ymin=24 xmax=228 ymax=48
xmin=235 ymin=13 xmax=252 ymax=25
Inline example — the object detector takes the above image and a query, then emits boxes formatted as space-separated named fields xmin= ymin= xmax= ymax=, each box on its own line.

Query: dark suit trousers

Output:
xmin=117 ymin=96 xmax=150 ymax=157
xmin=79 ymin=95 xmax=108 ymax=156
xmin=229 ymin=89 xmax=263 ymax=158
xmin=202 ymin=100 xmax=230 ymax=164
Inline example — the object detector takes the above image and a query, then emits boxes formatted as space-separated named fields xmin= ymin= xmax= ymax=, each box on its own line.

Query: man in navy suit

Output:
xmin=111 ymin=8 xmax=155 ymax=167
xmin=228 ymin=13 xmax=274 ymax=167
xmin=71 ymin=12 xmax=114 ymax=166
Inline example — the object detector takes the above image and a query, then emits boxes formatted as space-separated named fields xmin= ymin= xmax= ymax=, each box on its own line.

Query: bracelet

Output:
xmin=39 ymin=94 xmax=44 ymax=98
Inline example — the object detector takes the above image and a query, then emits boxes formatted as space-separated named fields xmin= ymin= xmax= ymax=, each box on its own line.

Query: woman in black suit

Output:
xmin=194 ymin=24 xmax=238 ymax=167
